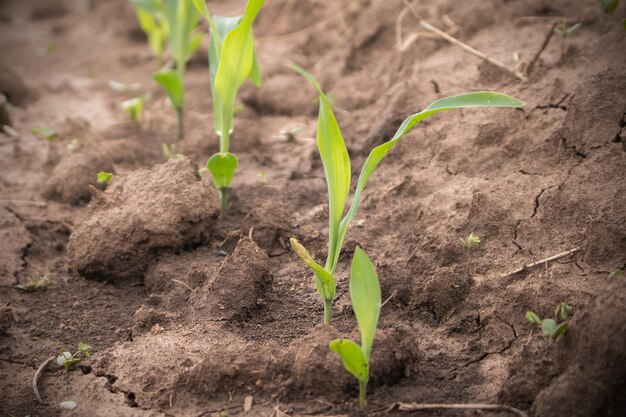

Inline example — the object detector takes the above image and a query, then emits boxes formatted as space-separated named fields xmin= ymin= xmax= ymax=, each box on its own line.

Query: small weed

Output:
xmin=162 ymin=143 xmax=184 ymax=160
xmin=608 ymin=268 xmax=624 ymax=279
xmin=31 ymin=126 xmax=57 ymax=141
xmin=67 ymin=138 xmax=82 ymax=152
xmin=526 ymin=302 xmax=572 ymax=339
xmin=97 ymin=171 xmax=114 ymax=184
xmin=57 ymin=342 xmax=93 ymax=368
xmin=14 ymin=275 xmax=52 ymax=292
xmin=460 ymin=232 xmax=481 ymax=250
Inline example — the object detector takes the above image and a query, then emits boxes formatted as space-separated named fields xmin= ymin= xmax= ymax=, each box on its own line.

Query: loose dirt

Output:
xmin=1 ymin=0 xmax=625 ymax=416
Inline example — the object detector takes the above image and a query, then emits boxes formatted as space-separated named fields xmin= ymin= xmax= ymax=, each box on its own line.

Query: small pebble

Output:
xmin=59 ymin=400 xmax=77 ymax=410
xmin=216 ymin=250 xmax=227 ymax=257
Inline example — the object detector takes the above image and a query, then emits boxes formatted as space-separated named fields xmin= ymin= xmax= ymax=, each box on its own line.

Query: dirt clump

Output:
xmin=0 ymin=208 xmax=31 ymax=286
xmin=242 ymin=200 xmax=292 ymax=253
xmin=67 ymin=158 xmax=220 ymax=281
xmin=42 ymin=139 xmax=146 ymax=205
xmin=0 ymin=63 xmax=32 ymax=106
xmin=193 ymin=238 xmax=272 ymax=322
xmin=531 ymin=279 xmax=626 ymax=417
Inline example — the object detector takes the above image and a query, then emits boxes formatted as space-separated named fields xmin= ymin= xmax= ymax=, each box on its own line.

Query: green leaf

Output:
xmin=599 ymin=0 xmax=620 ymax=13
xmin=290 ymin=64 xmax=351 ymax=274
xmin=191 ymin=0 xmax=211 ymax=22
xmin=213 ymin=0 xmax=264 ymax=143
xmin=32 ymin=126 xmax=57 ymax=141
xmin=289 ymin=238 xmax=336 ymax=301
xmin=350 ymin=247 xmax=381 ymax=358
xmin=78 ymin=342 xmax=93 ymax=357
xmin=187 ymin=30 xmax=204 ymax=59
xmin=525 ymin=311 xmax=542 ymax=325
xmin=551 ymin=321 xmax=569 ymax=339
xmin=555 ymin=303 xmax=572 ymax=321
xmin=166 ymin=0 xmax=200 ymax=66
xmin=541 ymin=318 xmax=558 ymax=337
xmin=329 ymin=338 xmax=368 ymax=382
xmin=206 ymin=152 xmax=238 ymax=189
xmin=336 ymin=92 xmax=525 ymax=258
xmin=153 ymin=69 xmax=184 ymax=109
xmin=97 ymin=172 xmax=114 ymax=184
xmin=130 ymin=0 xmax=166 ymax=15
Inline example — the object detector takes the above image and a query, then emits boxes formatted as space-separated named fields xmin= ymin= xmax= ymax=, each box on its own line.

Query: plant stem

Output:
xmin=176 ymin=107 xmax=184 ymax=140
xmin=220 ymin=187 xmax=229 ymax=218
xmin=359 ymin=380 xmax=367 ymax=409
xmin=323 ymin=298 xmax=332 ymax=324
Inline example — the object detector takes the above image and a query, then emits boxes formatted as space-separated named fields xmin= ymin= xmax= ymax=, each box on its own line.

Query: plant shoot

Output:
xmin=289 ymin=64 xmax=524 ymax=324
xmin=526 ymin=303 xmax=572 ymax=340
xmin=330 ymin=247 xmax=381 ymax=408
xmin=193 ymin=0 xmax=264 ymax=216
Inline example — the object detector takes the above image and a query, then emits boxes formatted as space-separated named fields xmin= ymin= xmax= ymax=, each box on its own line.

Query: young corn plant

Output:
xmin=193 ymin=0 xmax=263 ymax=217
xmin=129 ymin=0 xmax=169 ymax=65
xmin=289 ymin=65 xmax=524 ymax=324
xmin=121 ymin=97 xmax=144 ymax=123
xmin=152 ymin=0 xmax=203 ymax=140
xmin=330 ymin=247 xmax=381 ymax=409
xmin=57 ymin=342 xmax=93 ymax=368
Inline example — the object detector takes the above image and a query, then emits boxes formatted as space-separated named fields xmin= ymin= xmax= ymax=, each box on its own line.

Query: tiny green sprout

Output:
xmin=13 ymin=275 xmax=51 ymax=292
xmin=257 ymin=170 xmax=267 ymax=184
xmin=67 ymin=138 xmax=82 ymax=152
xmin=460 ymin=232 xmax=481 ymax=250
xmin=129 ymin=0 xmax=170 ymax=65
xmin=97 ymin=171 xmax=114 ymax=184
xmin=554 ymin=21 xmax=581 ymax=37
xmin=162 ymin=143 xmax=184 ymax=160
xmin=121 ymin=97 xmax=144 ymax=123
xmin=608 ymin=268 xmax=624 ymax=279
xmin=599 ymin=0 xmax=620 ymax=13
xmin=150 ymin=0 xmax=203 ymax=140
xmin=56 ymin=342 xmax=93 ymax=368
xmin=290 ymin=64 xmax=524 ymax=324
xmin=193 ymin=0 xmax=264 ymax=217
xmin=31 ymin=126 xmax=57 ymax=141
xmin=526 ymin=303 xmax=572 ymax=340
xmin=330 ymin=247 xmax=381 ymax=409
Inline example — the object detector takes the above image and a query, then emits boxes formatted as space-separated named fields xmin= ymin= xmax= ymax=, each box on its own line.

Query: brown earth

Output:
xmin=1 ymin=0 xmax=625 ymax=416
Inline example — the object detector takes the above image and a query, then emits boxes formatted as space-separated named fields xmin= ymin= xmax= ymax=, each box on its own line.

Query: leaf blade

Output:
xmin=350 ymin=247 xmax=381 ymax=358
xmin=329 ymin=338 xmax=368 ymax=382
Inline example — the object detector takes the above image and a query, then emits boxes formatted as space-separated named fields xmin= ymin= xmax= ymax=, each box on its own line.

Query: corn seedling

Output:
xmin=526 ymin=302 xmax=572 ymax=340
xmin=129 ymin=0 xmax=169 ymax=65
xmin=31 ymin=126 xmax=57 ymax=141
xmin=121 ymin=97 xmax=144 ymax=123
xmin=330 ymin=247 xmax=381 ymax=409
xmin=193 ymin=0 xmax=264 ymax=217
xmin=57 ymin=342 xmax=93 ymax=368
xmin=290 ymin=64 xmax=524 ymax=324
xmin=152 ymin=0 xmax=203 ymax=140
xmin=553 ymin=21 xmax=581 ymax=55
xmin=97 ymin=171 xmax=114 ymax=184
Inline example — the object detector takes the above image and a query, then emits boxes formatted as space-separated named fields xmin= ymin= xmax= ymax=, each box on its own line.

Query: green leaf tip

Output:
xmin=350 ymin=247 xmax=381 ymax=358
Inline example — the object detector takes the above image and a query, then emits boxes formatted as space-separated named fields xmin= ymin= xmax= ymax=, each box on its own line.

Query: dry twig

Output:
xmin=402 ymin=0 xmax=526 ymax=81
xmin=526 ymin=22 xmax=557 ymax=75
xmin=33 ymin=356 xmax=55 ymax=403
xmin=501 ymin=247 xmax=581 ymax=278
xmin=396 ymin=402 xmax=529 ymax=417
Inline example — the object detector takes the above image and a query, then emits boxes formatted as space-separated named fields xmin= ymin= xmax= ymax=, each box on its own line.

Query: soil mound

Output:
xmin=67 ymin=158 xmax=219 ymax=281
